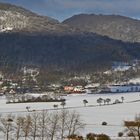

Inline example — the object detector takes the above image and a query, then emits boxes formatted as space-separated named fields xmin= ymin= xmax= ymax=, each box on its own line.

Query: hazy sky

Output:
xmin=0 ymin=0 xmax=140 ymax=21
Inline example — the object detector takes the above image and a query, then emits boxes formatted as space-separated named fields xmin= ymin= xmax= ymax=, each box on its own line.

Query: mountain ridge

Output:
xmin=0 ymin=2 xmax=76 ymax=33
xmin=63 ymin=13 xmax=140 ymax=43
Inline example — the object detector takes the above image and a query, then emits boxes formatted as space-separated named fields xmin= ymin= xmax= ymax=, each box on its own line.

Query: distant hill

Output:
xmin=0 ymin=2 xmax=78 ymax=34
xmin=63 ymin=14 xmax=140 ymax=43
xmin=0 ymin=3 xmax=140 ymax=73
xmin=1 ymin=32 xmax=140 ymax=73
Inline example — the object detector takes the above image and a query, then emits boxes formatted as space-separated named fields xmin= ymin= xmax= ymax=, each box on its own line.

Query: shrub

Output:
xmin=102 ymin=122 xmax=107 ymax=125
xmin=86 ymin=133 xmax=96 ymax=140
xmin=97 ymin=134 xmax=111 ymax=140
xmin=127 ymin=132 xmax=135 ymax=137
xmin=118 ymin=132 xmax=123 ymax=137
xmin=67 ymin=134 xmax=83 ymax=140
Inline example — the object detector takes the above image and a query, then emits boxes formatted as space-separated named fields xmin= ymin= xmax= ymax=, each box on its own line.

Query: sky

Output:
xmin=0 ymin=0 xmax=140 ymax=21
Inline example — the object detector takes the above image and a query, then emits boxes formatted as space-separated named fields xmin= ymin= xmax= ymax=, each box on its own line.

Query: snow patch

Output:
xmin=0 ymin=92 xmax=140 ymax=137
xmin=0 ymin=27 xmax=13 ymax=32
xmin=129 ymin=78 xmax=140 ymax=84
xmin=113 ymin=65 xmax=131 ymax=71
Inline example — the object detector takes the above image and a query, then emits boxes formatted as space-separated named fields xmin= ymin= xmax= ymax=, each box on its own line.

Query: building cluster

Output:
xmin=63 ymin=83 xmax=140 ymax=94
xmin=1 ymin=65 xmax=140 ymax=96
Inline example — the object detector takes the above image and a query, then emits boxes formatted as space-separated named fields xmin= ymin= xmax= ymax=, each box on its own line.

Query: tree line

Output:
xmin=0 ymin=109 xmax=140 ymax=140
xmin=0 ymin=110 xmax=85 ymax=140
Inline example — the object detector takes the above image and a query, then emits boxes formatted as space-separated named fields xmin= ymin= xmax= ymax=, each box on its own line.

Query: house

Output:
xmin=73 ymin=86 xmax=84 ymax=93
xmin=108 ymin=84 xmax=140 ymax=93
xmin=9 ymin=89 xmax=16 ymax=94
xmin=85 ymin=83 xmax=100 ymax=89
xmin=64 ymin=85 xmax=85 ymax=94
xmin=85 ymin=83 xmax=100 ymax=94
xmin=64 ymin=86 xmax=74 ymax=92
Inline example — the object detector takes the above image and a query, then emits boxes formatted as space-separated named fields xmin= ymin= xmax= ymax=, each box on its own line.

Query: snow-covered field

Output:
xmin=0 ymin=92 xmax=140 ymax=139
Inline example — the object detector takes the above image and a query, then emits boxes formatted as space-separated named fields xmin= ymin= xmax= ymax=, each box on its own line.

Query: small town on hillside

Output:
xmin=0 ymin=61 xmax=140 ymax=103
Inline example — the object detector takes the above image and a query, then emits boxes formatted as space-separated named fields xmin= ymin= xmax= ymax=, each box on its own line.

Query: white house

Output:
xmin=108 ymin=85 xmax=140 ymax=93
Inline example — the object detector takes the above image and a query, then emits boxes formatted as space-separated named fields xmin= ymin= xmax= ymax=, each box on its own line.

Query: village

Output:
xmin=0 ymin=64 xmax=140 ymax=104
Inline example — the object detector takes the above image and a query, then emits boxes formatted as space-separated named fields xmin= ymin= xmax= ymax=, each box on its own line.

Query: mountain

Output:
xmin=63 ymin=14 xmax=140 ymax=43
xmin=0 ymin=3 xmax=140 ymax=73
xmin=0 ymin=3 xmax=78 ymax=34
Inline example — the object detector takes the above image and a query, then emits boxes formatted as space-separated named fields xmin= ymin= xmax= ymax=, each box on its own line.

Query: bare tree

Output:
xmin=48 ymin=112 xmax=60 ymax=140
xmin=30 ymin=112 xmax=39 ymax=140
xmin=0 ymin=114 xmax=14 ymax=140
xmin=66 ymin=111 xmax=85 ymax=137
xmin=26 ymin=106 xmax=31 ymax=112
xmin=83 ymin=99 xmax=88 ymax=107
xmin=38 ymin=110 xmax=49 ymax=140
xmin=124 ymin=114 xmax=140 ymax=140
xmin=53 ymin=104 xmax=58 ymax=109
xmin=121 ymin=96 xmax=124 ymax=103
xmin=20 ymin=115 xmax=32 ymax=140
xmin=14 ymin=116 xmax=24 ymax=140
xmin=105 ymin=98 xmax=111 ymax=105
xmin=103 ymin=99 xmax=106 ymax=105
xmin=60 ymin=101 xmax=66 ymax=108
xmin=0 ymin=110 xmax=85 ymax=140
xmin=97 ymin=98 xmax=103 ymax=106
xmin=59 ymin=109 xmax=69 ymax=140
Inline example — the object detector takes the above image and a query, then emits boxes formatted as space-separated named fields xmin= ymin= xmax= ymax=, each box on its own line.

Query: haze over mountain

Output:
xmin=63 ymin=14 xmax=140 ymax=43
xmin=0 ymin=3 xmax=140 ymax=73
